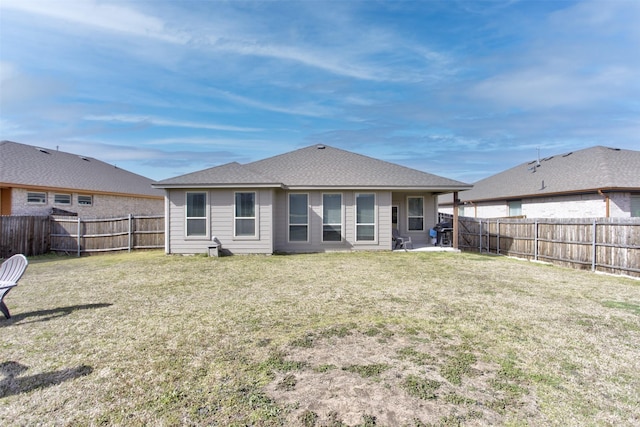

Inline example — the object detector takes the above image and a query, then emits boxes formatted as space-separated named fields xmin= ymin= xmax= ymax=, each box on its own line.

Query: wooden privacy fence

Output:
xmin=0 ymin=216 xmax=51 ymax=258
xmin=458 ymin=217 xmax=640 ymax=278
xmin=51 ymin=215 xmax=164 ymax=255
xmin=0 ymin=215 xmax=164 ymax=258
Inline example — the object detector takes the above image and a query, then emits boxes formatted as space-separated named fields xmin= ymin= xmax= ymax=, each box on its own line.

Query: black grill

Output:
xmin=433 ymin=221 xmax=453 ymax=246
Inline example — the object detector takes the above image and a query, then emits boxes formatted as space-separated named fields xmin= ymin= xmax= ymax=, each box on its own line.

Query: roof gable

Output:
xmin=0 ymin=140 xmax=162 ymax=197
xmin=459 ymin=146 xmax=640 ymax=202
xmin=155 ymin=144 xmax=471 ymax=191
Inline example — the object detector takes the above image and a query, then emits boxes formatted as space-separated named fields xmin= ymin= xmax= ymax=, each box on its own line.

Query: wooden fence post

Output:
xmin=534 ymin=220 xmax=538 ymax=261
xmin=128 ymin=214 xmax=133 ymax=252
xmin=77 ymin=217 xmax=81 ymax=257
xmin=497 ymin=219 xmax=500 ymax=255
xmin=592 ymin=218 xmax=597 ymax=272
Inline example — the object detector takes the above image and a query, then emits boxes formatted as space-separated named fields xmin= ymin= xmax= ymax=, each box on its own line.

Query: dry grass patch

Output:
xmin=1 ymin=250 xmax=639 ymax=426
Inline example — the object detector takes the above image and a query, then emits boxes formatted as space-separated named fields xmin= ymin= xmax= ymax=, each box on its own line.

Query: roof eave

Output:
xmin=1 ymin=182 xmax=163 ymax=199
xmin=153 ymin=183 xmax=285 ymax=190
xmin=455 ymin=186 xmax=640 ymax=204
xmin=284 ymin=184 xmax=473 ymax=191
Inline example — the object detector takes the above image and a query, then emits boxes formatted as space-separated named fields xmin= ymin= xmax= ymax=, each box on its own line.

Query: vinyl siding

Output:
xmin=274 ymin=190 xmax=395 ymax=253
xmin=166 ymin=188 xmax=439 ymax=254
xmin=166 ymin=188 xmax=273 ymax=255
xmin=392 ymin=191 xmax=438 ymax=247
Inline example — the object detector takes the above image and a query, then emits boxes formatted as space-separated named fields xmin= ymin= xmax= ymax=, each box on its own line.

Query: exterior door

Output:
xmin=392 ymin=205 xmax=399 ymax=230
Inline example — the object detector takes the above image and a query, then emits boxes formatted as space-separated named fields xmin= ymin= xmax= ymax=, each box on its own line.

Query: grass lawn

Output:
xmin=1 ymin=250 xmax=639 ymax=426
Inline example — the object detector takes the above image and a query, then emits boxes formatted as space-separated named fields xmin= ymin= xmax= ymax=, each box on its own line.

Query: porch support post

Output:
xmin=453 ymin=192 xmax=459 ymax=249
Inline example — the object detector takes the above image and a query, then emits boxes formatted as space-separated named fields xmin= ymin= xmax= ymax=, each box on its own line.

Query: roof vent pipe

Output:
xmin=316 ymin=144 xmax=326 ymax=149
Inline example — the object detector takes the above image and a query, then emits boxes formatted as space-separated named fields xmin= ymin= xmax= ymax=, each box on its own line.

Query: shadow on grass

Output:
xmin=0 ymin=303 xmax=112 ymax=326
xmin=0 ymin=361 xmax=93 ymax=398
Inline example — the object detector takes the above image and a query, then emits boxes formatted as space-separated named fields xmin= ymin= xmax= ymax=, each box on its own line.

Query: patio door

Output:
xmin=392 ymin=205 xmax=399 ymax=230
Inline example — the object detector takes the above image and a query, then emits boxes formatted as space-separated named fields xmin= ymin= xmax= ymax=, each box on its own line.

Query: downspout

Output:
xmin=164 ymin=193 xmax=171 ymax=254
xmin=453 ymin=192 xmax=459 ymax=249
xmin=598 ymin=189 xmax=610 ymax=218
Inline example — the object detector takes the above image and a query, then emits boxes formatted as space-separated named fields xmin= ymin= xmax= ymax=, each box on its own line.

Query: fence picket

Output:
xmin=1 ymin=215 xmax=164 ymax=257
xmin=457 ymin=216 xmax=640 ymax=278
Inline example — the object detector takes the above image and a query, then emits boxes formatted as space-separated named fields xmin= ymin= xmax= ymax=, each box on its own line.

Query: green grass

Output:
xmin=1 ymin=250 xmax=639 ymax=426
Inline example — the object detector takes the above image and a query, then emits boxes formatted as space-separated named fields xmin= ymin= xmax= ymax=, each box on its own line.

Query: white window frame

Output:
xmin=234 ymin=191 xmax=258 ymax=239
xmin=407 ymin=196 xmax=424 ymax=231
xmin=355 ymin=193 xmax=376 ymax=242
xmin=508 ymin=200 xmax=522 ymax=217
xmin=78 ymin=195 xmax=93 ymax=206
xmin=27 ymin=192 xmax=47 ymax=204
xmin=54 ymin=193 xmax=72 ymax=205
xmin=322 ymin=193 xmax=343 ymax=242
xmin=631 ymin=194 xmax=640 ymax=218
xmin=288 ymin=193 xmax=309 ymax=242
xmin=185 ymin=191 xmax=208 ymax=238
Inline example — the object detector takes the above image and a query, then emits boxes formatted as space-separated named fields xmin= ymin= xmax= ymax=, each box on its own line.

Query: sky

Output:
xmin=1 ymin=0 xmax=639 ymax=183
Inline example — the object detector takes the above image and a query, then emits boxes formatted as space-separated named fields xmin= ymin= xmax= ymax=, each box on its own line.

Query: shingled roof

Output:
xmin=0 ymin=140 xmax=162 ymax=198
xmin=458 ymin=146 xmax=640 ymax=202
xmin=155 ymin=144 xmax=471 ymax=191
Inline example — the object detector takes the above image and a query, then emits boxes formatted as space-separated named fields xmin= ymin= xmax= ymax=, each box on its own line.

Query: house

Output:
xmin=0 ymin=140 xmax=163 ymax=217
xmin=153 ymin=144 xmax=471 ymax=255
xmin=439 ymin=146 xmax=640 ymax=219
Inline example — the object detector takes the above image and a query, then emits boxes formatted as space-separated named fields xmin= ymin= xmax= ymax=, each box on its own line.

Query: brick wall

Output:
xmin=440 ymin=192 xmax=635 ymax=219
xmin=10 ymin=188 xmax=163 ymax=217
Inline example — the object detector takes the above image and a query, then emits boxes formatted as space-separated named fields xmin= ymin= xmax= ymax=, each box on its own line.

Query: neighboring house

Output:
xmin=439 ymin=146 xmax=640 ymax=219
xmin=153 ymin=144 xmax=471 ymax=255
xmin=0 ymin=140 xmax=163 ymax=217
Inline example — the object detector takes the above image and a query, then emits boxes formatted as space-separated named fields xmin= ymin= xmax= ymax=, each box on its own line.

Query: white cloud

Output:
xmin=0 ymin=61 xmax=66 ymax=107
xmin=468 ymin=0 xmax=640 ymax=110
xmin=0 ymin=0 xmax=188 ymax=44
xmin=207 ymin=89 xmax=337 ymax=118
xmin=83 ymin=115 xmax=262 ymax=132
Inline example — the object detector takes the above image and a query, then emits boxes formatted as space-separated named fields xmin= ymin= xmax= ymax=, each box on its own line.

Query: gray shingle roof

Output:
xmin=0 ymin=140 xmax=162 ymax=197
xmin=153 ymin=162 xmax=282 ymax=187
xmin=458 ymin=145 xmax=640 ymax=202
xmin=155 ymin=144 xmax=471 ymax=191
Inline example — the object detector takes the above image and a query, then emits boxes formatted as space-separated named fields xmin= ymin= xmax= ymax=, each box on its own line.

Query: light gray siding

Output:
xmin=274 ymin=190 xmax=395 ymax=253
xmin=166 ymin=188 xmax=440 ymax=255
xmin=392 ymin=191 xmax=439 ymax=246
xmin=166 ymin=188 xmax=273 ymax=255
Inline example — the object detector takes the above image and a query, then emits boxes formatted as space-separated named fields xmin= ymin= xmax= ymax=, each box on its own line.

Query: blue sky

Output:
xmin=1 ymin=0 xmax=639 ymax=183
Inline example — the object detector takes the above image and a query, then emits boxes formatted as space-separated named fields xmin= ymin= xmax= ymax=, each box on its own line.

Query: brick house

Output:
xmin=0 ymin=141 xmax=163 ymax=217
xmin=439 ymin=146 xmax=640 ymax=219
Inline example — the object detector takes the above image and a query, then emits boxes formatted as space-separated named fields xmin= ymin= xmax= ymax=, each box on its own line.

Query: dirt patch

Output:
xmin=264 ymin=326 xmax=539 ymax=426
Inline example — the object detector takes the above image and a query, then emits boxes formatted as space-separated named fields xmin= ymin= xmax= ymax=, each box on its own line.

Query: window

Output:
xmin=235 ymin=192 xmax=256 ymax=237
xmin=78 ymin=195 xmax=93 ymax=206
xmin=356 ymin=193 xmax=375 ymax=241
xmin=323 ymin=193 xmax=342 ymax=242
xmin=289 ymin=193 xmax=308 ymax=242
xmin=407 ymin=197 xmax=424 ymax=231
xmin=54 ymin=194 xmax=71 ymax=205
xmin=631 ymin=195 xmax=640 ymax=217
xmin=508 ymin=200 xmax=522 ymax=217
xmin=186 ymin=192 xmax=207 ymax=237
xmin=27 ymin=192 xmax=46 ymax=204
